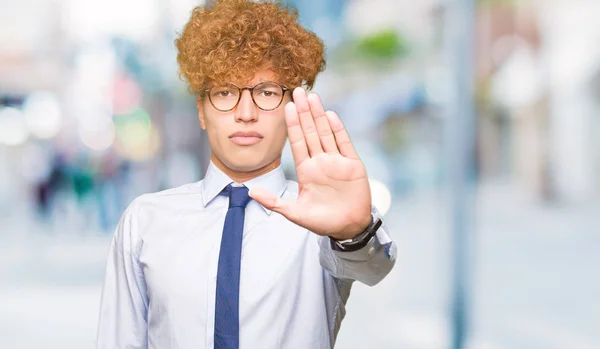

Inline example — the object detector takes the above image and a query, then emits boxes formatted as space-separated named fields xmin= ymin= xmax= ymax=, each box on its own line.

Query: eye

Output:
xmin=257 ymin=89 xmax=280 ymax=98
xmin=211 ymin=87 xmax=238 ymax=99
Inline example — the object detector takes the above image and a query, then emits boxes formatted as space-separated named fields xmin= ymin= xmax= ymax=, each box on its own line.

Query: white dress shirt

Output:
xmin=96 ymin=161 xmax=397 ymax=349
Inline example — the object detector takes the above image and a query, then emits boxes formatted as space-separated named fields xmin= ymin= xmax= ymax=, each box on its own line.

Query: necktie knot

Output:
xmin=221 ymin=184 xmax=251 ymax=209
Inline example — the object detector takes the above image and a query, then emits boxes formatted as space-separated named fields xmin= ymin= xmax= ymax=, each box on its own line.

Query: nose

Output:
xmin=234 ymin=90 xmax=258 ymax=123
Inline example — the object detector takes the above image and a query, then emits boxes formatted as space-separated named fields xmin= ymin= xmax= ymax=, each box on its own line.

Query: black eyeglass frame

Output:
xmin=202 ymin=81 xmax=291 ymax=112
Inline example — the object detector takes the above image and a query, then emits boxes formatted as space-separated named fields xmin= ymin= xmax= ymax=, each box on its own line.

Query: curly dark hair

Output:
xmin=175 ymin=0 xmax=326 ymax=95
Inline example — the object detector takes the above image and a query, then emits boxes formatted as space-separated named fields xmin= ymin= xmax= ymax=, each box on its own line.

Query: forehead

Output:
xmin=213 ymin=69 xmax=279 ymax=87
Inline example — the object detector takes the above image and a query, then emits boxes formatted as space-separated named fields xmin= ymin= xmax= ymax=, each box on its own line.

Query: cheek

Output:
xmin=259 ymin=110 xmax=287 ymax=138
xmin=205 ymin=116 xmax=229 ymax=138
xmin=204 ymin=124 xmax=229 ymax=153
xmin=271 ymin=118 xmax=288 ymax=143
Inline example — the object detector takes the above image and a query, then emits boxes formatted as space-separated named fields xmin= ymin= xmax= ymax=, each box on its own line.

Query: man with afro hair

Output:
xmin=96 ymin=1 xmax=396 ymax=348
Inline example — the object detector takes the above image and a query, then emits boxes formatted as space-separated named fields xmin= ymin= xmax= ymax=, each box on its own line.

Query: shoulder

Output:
xmin=113 ymin=181 xmax=203 ymax=241
xmin=122 ymin=181 xmax=202 ymax=222
xmin=132 ymin=181 xmax=200 ymax=207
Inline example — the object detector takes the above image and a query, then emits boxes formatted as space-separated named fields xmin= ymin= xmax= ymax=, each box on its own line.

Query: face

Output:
xmin=197 ymin=70 xmax=292 ymax=173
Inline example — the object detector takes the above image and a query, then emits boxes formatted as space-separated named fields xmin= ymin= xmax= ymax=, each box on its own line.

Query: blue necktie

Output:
xmin=214 ymin=184 xmax=251 ymax=349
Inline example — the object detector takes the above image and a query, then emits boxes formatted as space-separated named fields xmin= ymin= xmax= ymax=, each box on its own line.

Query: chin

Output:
xmin=223 ymin=156 xmax=270 ymax=172
xmin=213 ymin=144 xmax=282 ymax=174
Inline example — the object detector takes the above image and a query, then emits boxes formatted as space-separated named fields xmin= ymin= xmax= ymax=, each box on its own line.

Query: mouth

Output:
xmin=229 ymin=131 xmax=263 ymax=146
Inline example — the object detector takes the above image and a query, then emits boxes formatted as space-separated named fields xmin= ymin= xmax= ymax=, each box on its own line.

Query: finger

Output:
xmin=293 ymin=87 xmax=323 ymax=156
xmin=307 ymin=93 xmax=338 ymax=154
xmin=326 ymin=111 xmax=359 ymax=159
xmin=249 ymin=186 xmax=298 ymax=221
xmin=285 ymin=102 xmax=309 ymax=167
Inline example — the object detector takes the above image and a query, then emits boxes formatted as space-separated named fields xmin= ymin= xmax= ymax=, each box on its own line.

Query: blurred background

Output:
xmin=1 ymin=0 xmax=599 ymax=348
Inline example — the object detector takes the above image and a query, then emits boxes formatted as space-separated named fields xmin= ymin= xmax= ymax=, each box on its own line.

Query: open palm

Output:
xmin=249 ymin=88 xmax=372 ymax=240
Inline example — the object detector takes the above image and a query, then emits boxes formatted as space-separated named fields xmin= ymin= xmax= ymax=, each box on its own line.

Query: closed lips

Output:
xmin=229 ymin=131 xmax=263 ymax=138
xmin=229 ymin=131 xmax=263 ymax=145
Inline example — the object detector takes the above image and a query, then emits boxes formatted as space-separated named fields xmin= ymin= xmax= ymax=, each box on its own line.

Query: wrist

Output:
xmin=329 ymin=214 xmax=382 ymax=252
xmin=329 ymin=213 xmax=373 ymax=241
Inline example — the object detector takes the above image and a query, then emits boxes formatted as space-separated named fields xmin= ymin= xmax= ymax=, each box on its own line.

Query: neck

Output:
xmin=211 ymin=153 xmax=282 ymax=183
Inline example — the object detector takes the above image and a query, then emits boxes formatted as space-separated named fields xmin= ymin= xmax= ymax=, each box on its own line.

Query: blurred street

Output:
xmin=2 ymin=181 xmax=598 ymax=349
xmin=2 ymin=0 xmax=600 ymax=348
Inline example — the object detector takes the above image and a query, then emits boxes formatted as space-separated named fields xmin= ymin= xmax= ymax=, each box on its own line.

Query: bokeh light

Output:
xmin=114 ymin=108 xmax=160 ymax=160
xmin=112 ymin=74 xmax=143 ymax=115
xmin=369 ymin=177 xmax=392 ymax=216
xmin=0 ymin=107 xmax=29 ymax=146
xmin=79 ymin=117 xmax=116 ymax=151
xmin=22 ymin=92 xmax=63 ymax=139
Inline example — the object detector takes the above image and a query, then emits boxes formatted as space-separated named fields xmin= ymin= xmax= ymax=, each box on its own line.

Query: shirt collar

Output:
xmin=200 ymin=160 xmax=288 ymax=215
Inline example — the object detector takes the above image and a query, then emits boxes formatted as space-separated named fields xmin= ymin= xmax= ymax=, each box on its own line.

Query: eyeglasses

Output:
xmin=203 ymin=81 xmax=290 ymax=112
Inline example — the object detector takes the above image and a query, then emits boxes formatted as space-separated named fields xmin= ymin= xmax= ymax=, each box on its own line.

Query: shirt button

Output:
xmin=368 ymin=247 xmax=375 ymax=256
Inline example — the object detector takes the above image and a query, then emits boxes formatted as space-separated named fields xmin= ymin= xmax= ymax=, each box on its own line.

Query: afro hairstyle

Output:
xmin=175 ymin=0 xmax=326 ymax=96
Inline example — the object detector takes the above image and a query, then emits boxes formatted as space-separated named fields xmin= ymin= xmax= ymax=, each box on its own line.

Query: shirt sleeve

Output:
xmin=318 ymin=206 xmax=397 ymax=286
xmin=96 ymin=200 xmax=149 ymax=349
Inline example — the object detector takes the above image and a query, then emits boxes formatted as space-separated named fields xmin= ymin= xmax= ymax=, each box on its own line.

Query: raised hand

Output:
xmin=249 ymin=87 xmax=372 ymax=240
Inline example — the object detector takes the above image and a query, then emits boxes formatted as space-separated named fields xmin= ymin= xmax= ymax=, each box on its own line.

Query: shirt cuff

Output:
xmin=328 ymin=206 xmax=394 ymax=260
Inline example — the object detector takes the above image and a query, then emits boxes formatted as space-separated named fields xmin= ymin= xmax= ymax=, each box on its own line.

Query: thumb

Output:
xmin=249 ymin=186 xmax=296 ymax=220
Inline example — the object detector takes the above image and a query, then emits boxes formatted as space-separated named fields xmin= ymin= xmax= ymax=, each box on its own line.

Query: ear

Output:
xmin=196 ymin=97 xmax=206 ymax=130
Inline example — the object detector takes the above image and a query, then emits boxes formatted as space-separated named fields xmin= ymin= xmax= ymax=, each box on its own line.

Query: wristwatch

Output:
xmin=329 ymin=213 xmax=383 ymax=252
